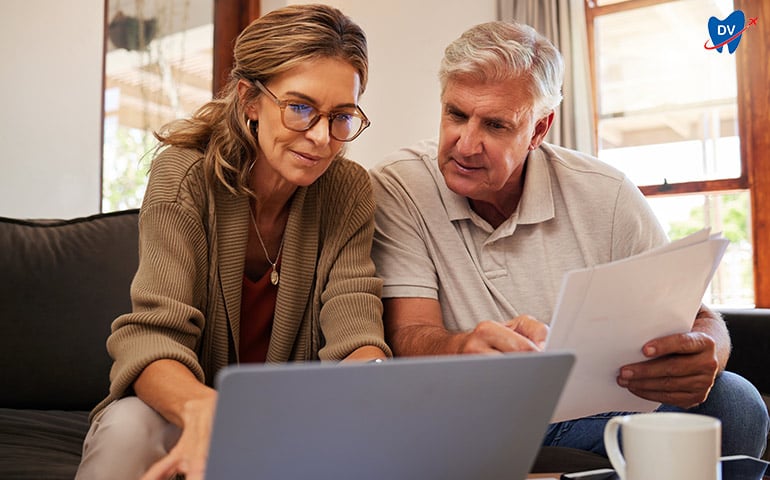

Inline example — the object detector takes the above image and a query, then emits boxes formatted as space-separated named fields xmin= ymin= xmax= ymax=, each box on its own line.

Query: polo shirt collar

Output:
xmin=434 ymin=147 xmax=555 ymax=227
xmin=517 ymin=147 xmax=555 ymax=225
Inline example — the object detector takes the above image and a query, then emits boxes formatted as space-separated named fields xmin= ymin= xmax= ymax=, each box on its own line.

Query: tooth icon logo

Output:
xmin=704 ymin=10 xmax=758 ymax=54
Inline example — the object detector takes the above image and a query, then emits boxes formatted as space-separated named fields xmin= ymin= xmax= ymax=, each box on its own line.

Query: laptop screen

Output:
xmin=206 ymin=352 xmax=574 ymax=480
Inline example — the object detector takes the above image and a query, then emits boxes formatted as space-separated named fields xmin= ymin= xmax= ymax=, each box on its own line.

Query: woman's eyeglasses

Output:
xmin=254 ymin=80 xmax=371 ymax=142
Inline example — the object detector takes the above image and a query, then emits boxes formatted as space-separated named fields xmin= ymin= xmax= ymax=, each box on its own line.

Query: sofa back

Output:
xmin=1 ymin=211 xmax=764 ymax=411
xmin=0 ymin=210 xmax=139 ymax=410
xmin=720 ymin=307 xmax=770 ymax=396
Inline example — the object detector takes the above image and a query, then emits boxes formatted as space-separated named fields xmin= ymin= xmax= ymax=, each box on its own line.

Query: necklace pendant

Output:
xmin=270 ymin=267 xmax=279 ymax=286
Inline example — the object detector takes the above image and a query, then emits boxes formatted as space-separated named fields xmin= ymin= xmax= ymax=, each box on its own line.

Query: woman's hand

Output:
xmin=134 ymin=359 xmax=218 ymax=480
xmin=140 ymin=392 xmax=217 ymax=480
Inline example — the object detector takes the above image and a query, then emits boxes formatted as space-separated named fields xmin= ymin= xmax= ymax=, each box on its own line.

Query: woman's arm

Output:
xmin=316 ymin=161 xmax=392 ymax=361
xmin=136 ymin=359 xmax=216 ymax=480
xmin=341 ymin=345 xmax=389 ymax=362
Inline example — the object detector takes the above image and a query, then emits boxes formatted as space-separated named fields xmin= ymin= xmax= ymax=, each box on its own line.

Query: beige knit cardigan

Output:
xmin=93 ymin=147 xmax=390 ymax=418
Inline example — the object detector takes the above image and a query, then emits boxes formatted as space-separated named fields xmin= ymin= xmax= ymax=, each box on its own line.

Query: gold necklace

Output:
xmin=248 ymin=208 xmax=284 ymax=286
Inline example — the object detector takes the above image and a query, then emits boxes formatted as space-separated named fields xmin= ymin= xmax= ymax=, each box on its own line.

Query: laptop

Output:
xmin=205 ymin=352 xmax=574 ymax=480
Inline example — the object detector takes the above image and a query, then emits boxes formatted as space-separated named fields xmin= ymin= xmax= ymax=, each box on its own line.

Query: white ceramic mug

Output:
xmin=603 ymin=412 xmax=721 ymax=480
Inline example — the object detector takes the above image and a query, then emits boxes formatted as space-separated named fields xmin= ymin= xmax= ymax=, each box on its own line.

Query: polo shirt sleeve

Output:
xmin=610 ymin=176 xmax=670 ymax=260
xmin=370 ymin=160 xmax=440 ymax=300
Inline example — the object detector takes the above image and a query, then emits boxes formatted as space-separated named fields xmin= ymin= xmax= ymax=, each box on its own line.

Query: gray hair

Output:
xmin=439 ymin=21 xmax=564 ymax=117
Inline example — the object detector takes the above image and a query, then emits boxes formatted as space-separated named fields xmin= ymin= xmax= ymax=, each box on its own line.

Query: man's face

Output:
xmin=437 ymin=76 xmax=549 ymax=209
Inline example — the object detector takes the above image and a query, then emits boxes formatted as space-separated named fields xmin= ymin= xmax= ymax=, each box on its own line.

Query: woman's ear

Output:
xmin=530 ymin=111 xmax=555 ymax=150
xmin=237 ymin=79 xmax=259 ymax=120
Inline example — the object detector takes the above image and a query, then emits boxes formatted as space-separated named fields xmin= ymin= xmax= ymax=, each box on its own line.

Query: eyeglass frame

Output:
xmin=252 ymin=79 xmax=371 ymax=142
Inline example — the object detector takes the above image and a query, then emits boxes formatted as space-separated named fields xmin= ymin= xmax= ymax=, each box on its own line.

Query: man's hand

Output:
xmin=617 ymin=331 xmax=719 ymax=409
xmin=384 ymin=297 xmax=549 ymax=357
xmin=456 ymin=315 xmax=549 ymax=354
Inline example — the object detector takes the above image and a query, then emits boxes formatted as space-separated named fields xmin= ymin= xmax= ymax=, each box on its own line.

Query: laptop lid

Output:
xmin=206 ymin=352 xmax=574 ymax=480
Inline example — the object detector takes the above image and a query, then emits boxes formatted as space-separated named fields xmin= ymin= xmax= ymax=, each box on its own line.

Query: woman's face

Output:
xmin=247 ymin=57 xmax=362 ymax=188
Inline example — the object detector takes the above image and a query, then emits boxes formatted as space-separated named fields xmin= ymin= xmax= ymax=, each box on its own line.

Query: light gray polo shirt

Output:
xmin=370 ymin=139 xmax=668 ymax=332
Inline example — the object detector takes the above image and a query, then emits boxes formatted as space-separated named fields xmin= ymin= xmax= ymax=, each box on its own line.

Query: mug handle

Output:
xmin=603 ymin=416 xmax=627 ymax=480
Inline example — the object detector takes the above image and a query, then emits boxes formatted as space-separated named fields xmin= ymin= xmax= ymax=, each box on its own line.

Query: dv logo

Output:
xmin=704 ymin=10 xmax=758 ymax=53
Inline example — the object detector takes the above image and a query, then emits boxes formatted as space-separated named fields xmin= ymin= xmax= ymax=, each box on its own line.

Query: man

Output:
xmin=370 ymin=20 xmax=768 ymax=457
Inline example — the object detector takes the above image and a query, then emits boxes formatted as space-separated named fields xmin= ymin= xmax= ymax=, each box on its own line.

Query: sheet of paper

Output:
xmin=546 ymin=230 xmax=729 ymax=423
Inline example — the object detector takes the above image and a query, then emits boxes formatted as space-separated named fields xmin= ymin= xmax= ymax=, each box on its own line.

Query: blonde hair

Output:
xmin=439 ymin=21 xmax=563 ymax=117
xmin=154 ymin=4 xmax=368 ymax=197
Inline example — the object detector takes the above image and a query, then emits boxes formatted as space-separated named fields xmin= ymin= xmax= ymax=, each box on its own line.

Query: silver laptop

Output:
xmin=206 ymin=352 xmax=574 ymax=480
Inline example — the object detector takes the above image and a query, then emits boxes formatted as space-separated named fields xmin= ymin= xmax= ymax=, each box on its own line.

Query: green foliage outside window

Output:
xmin=102 ymin=126 xmax=154 ymax=212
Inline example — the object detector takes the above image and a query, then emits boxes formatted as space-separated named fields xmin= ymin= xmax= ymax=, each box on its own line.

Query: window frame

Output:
xmin=584 ymin=0 xmax=770 ymax=306
xmin=212 ymin=0 xmax=261 ymax=96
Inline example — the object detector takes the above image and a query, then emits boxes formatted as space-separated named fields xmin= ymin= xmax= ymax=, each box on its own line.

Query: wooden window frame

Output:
xmin=585 ymin=0 xmax=770 ymax=306
xmin=100 ymin=0 xmax=261 ymax=122
xmin=99 ymin=0 xmax=260 ymax=209
xmin=213 ymin=0 xmax=261 ymax=96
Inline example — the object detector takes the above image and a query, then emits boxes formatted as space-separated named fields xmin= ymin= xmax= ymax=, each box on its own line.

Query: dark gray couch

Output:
xmin=0 ymin=210 xmax=139 ymax=479
xmin=0 ymin=209 xmax=767 ymax=478
xmin=722 ymin=307 xmax=770 ymax=462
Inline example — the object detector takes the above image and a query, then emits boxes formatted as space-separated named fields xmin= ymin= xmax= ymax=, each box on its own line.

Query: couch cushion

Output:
xmin=0 ymin=408 xmax=89 ymax=479
xmin=0 ymin=210 xmax=139 ymax=410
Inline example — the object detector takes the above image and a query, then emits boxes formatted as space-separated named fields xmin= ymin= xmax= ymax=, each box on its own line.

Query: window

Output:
xmin=102 ymin=1 xmax=214 ymax=212
xmin=101 ymin=0 xmax=260 ymax=212
xmin=585 ymin=0 xmax=769 ymax=307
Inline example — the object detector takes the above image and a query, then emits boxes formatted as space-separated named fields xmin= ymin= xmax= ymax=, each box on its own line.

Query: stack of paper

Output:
xmin=546 ymin=229 xmax=729 ymax=423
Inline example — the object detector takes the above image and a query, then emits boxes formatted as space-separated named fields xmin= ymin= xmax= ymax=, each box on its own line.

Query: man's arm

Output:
xmin=617 ymin=304 xmax=730 ymax=409
xmin=384 ymin=297 xmax=548 ymax=357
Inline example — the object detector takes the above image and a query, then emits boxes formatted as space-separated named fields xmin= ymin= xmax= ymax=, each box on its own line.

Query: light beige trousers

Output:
xmin=75 ymin=396 xmax=181 ymax=480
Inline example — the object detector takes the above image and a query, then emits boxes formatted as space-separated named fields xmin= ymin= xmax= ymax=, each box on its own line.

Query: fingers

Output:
xmin=617 ymin=344 xmax=719 ymax=409
xmin=141 ymin=451 xmax=207 ymax=480
xmin=618 ymin=362 xmax=716 ymax=394
xmin=459 ymin=319 xmax=545 ymax=354
xmin=621 ymin=354 xmax=719 ymax=381
xmin=505 ymin=315 xmax=549 ymax=348
xmin=641 ymin=331 xmax=714 ymax=358
xmin=140 ymin=397 xmax=214 ymax=480
xmin=141 ymin=454 xmax=178 ymax=480
xmin=621 ymin=374 xmax=715 ymax=408
xmin=181 ymin=461 xmax=206 ymax=480
xmin=623 ymin=333 xmax=718 ymax=380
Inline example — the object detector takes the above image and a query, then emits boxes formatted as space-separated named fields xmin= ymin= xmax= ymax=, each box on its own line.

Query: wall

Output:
xmin=0 ymin=0 xmax=495 ymax=218
xmin=0 ymin=0 xmax=105 ymax=218
xmin=266 ymin=0 xmax=498 ymax=168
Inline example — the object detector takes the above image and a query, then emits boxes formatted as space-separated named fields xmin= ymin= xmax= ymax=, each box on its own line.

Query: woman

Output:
xmin=76 ymin=5 xmax=390 ymax=480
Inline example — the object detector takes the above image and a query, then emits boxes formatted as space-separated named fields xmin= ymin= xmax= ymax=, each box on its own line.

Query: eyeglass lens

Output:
xmin=283 ymin=103 xmax=364 ymax=141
